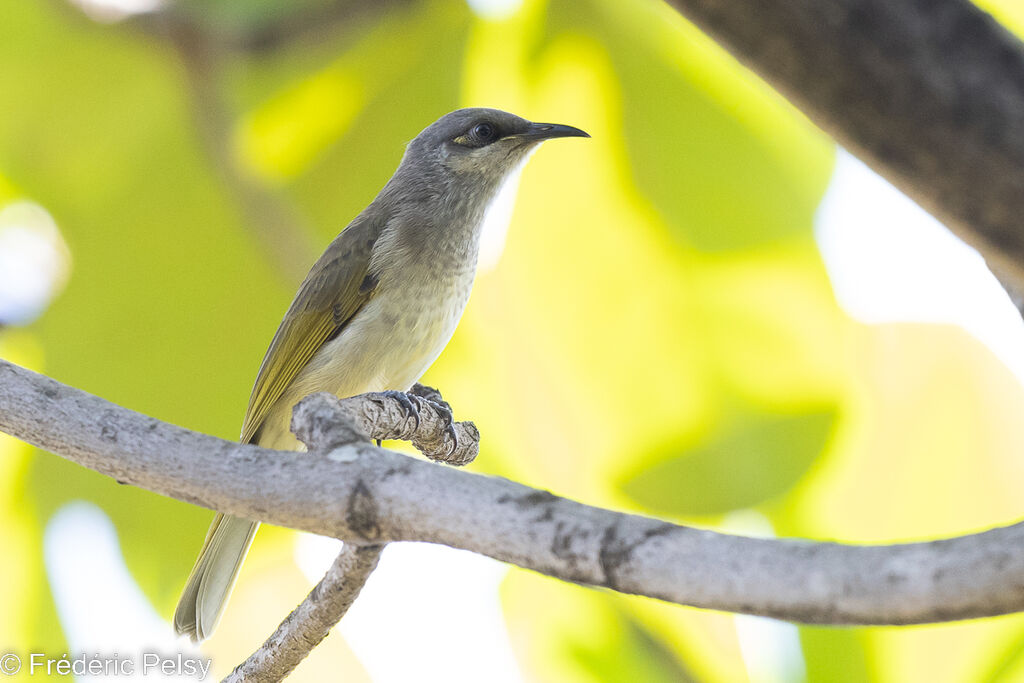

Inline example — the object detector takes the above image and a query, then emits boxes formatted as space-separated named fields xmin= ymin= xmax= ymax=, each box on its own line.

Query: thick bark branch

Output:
xmin=662 ymin=0 xmax=1024 ymax=290
xmin=3 ymin=358 xmax=1024 ymax=625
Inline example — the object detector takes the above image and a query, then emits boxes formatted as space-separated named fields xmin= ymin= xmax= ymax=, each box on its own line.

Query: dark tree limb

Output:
xmin=662 ymin=0 xmax=1024 ymax=292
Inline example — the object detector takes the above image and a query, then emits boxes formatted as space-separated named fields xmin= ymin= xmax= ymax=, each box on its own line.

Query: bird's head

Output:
xmin=405 ymin=108 xmax=589 ymax=190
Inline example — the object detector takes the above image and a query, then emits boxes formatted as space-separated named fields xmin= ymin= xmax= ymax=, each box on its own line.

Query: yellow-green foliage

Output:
xmin=3 ymin=0 xmax=1024 ymax=680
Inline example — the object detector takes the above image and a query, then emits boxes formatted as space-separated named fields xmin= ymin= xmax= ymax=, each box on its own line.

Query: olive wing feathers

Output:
xmin=240 ymin=214 xmax=383 ymax=444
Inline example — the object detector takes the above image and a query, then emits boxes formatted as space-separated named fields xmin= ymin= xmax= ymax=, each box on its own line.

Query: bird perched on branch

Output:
xmin=174 ymin=108 xmax=588 ymax=641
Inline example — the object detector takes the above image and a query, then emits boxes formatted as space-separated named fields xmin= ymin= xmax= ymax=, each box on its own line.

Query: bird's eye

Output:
xmin=472 ymin=123 xmax=496 ymax=141
xmin=453 ymin=121 xmax=500 ymax=147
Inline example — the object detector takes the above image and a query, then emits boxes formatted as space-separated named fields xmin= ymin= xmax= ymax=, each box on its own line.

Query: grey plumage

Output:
xmin=173 ymin=108 xmax=587 ymax=642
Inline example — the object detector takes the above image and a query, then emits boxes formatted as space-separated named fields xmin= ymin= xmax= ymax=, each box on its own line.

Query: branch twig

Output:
xmin=226 ymin=383 xmax=474 ymax=681
xmin=163 ymin=18 xmax=320 ymax=284
xmin=224 ymin=543 xmax=383 ymax=682
xmin=131 ymin=0 xmax=412 ymax=54
xmin=3 ymin=359 xmax=1024 ymax=625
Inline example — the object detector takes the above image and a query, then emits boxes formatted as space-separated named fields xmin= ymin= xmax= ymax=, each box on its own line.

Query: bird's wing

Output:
xmin=240 ymin=213 xmax=384 ymax=444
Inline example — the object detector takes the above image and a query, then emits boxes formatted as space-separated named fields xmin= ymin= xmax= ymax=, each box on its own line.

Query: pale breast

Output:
xmin=255 ymin=262 xmax=474 ymax=451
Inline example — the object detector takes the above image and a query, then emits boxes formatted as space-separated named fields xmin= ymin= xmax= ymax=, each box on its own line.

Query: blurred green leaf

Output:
xmin=567 ymin=608 xmax=697 ymax=683
xmin=288 ymin=0 xmax=471 ymax=230
xmin=800 ymin=627 xmax=873 ymax=683
xmin=552 ymin=0 xmax=833 ymax=251
xmin=501 ymin=568 xmax=730 ymax=683
xmin=0 ymin=0 xmax=282 ymax=634
xmin=619 ymin=407 xmax=837 ymax=516
xmin=175 ymin=0 xmax=352 ymax=44
xmin=974 ymin=0 xmax=1024 ymax=37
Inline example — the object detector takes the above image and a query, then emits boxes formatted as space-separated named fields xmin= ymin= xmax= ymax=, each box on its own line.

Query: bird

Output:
xmin=173 ymin=107 xmax=588 ymax=642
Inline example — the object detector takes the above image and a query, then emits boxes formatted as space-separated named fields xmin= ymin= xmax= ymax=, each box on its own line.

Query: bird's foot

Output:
xmin=377 ymin=386 xmax=465 ymax=462
xmin=408 ymin=384 xmax=457 ymax=455
xmin=409 ymin=383 xmax=452 ymax=414
xmin=380 ymin=390 xmax=421 ymax=431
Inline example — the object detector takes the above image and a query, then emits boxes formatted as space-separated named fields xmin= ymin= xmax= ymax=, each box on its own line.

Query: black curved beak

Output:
xmin=518 ymin=122 xmax=590 ymax=140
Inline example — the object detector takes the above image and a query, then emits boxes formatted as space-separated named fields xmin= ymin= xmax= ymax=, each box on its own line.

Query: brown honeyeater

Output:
xmin=173 ymin=108 xmax=588 ymax=642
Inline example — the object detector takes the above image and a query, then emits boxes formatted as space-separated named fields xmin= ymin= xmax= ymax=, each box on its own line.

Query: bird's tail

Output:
xmin=173 ymin=514 xmax=259 ymax=642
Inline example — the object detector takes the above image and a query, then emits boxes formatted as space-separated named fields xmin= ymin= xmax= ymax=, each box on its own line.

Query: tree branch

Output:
xmin=661 ymin=0 xmax=1024 ymax=292
xmin=3 ymin=359 xmax=1024 ymax=625
xmin=224 ymin=543 xmax=383 ymax=682
xmin=162 ymin=17 xmax=321 ymax=285
xmin=224 ymin=381 xmax=470 ymax=681
xmin=130 ymin=0 xmax=413 ymax=54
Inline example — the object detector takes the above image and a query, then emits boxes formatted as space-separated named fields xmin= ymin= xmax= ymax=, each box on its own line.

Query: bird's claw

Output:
xmin=445 ymin=422 xmax=459 ymax=457
xmin=381 ymin=387 xmax=460 ymax=460
xmin=381 ymin=390 xmax=421 ymax=431
xmin=409 ymin=383 xmax=452 ymax=414
xmin=432 ymin=401 xmax=459 ymax=457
